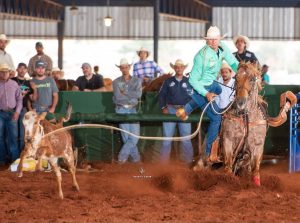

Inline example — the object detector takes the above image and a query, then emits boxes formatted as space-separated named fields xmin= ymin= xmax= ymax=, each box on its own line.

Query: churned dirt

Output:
xmin=1 ymin=159 xmax=300 ymax=223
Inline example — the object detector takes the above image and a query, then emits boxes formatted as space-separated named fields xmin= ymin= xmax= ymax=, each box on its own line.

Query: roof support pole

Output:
xmin=153 ymin=0 xmax=159 ymax=63
xmin=57 ymin=9 xmax=65 ymax=69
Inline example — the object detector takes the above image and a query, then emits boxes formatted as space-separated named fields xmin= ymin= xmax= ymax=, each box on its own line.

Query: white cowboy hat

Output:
xmin=0 ymin=34 xmax=10 ymax=43
xmin=170 ymin=59 xmax=188 ymax=69
xmin=115 ymin=58 xmax=132 ymax=68
xmin=0 ymin=63 xmax=11 ymax=72
xmin=203 ymin=26 xmax=226 ymax=40
xmin=136 ymin=46 xmax=150 ymax=56
xmin=233 ymin=35 xmax=250 ymax=49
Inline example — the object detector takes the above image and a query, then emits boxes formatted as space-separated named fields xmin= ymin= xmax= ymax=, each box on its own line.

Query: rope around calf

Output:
xmin=42 ymin=100 xmax=216 ymax=142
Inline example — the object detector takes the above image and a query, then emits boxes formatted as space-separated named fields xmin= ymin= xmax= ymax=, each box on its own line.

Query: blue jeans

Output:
xmin=161 ymin=106 xmax=193 ymax=164
xmin=116 ymin=107 xmax=140 ymax=163
xmin=33 ymin=105 xmax=49 ymax=114
xmin=18 ymin=108 xmax=27 ymax=152
xmin=184 ymin=81 xmax=222 ymax=156
xmin=0 ymin=111 xmax=19 ymax=164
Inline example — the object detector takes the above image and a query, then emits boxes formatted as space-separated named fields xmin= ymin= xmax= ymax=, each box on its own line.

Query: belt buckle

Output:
xmin=123 ymin=105 xmax=130 ymax=109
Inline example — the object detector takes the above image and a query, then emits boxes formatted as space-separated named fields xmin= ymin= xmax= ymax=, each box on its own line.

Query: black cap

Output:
xmin=17 ymin=62 xmax=27 ymax=68
xmin=35 ymin=42 xmax=43 ymax=47
xmin=262 ymin=64 xmax=269 ymax=68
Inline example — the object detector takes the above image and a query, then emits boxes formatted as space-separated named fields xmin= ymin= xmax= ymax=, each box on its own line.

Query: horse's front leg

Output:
xmin=223 ymin=137 xmax=234 ymax=174
xmin=251 ymin=145 xmax=264 ymax=186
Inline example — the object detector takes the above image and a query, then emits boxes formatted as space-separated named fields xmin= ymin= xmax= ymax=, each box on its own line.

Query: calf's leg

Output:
xmin=64 ymin=153 xmax=80 ymax=191
xmin=49 ymin=158 xmax=64 ymax=199
xmin=17 ymin=144 xmax=30 ymax=177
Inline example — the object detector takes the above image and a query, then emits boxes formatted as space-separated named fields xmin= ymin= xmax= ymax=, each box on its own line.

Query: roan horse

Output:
xmin=220 ymin=62 xmax=296 ymax=186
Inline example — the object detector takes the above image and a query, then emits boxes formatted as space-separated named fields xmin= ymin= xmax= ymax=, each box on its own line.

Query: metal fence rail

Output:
xmin=289 ymin=93 xmax=300 ymax=173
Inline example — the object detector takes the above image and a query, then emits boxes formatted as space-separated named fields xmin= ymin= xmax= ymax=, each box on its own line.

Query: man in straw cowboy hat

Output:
xmin=0 ymin=34 xmax=15 ymax=77
xmin=159 ymin=59 xmax=194 ymax=165
xmin=113 ymin=58 xmax=142 ymax=164
xmin=133 ymin=46 xmax=164 ymax=86
xmin=214 ymin=62 xmax=235 ymax=110
xmin=0 ymin=63 xmax=23 ymax=166
xmin=176 ymin=26 xmax=239 ymax=162
xmin=233 ymin=35 xmax=259 ymax=64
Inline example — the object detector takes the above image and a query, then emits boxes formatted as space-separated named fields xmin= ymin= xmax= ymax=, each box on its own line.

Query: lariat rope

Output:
xmin=42 ymin=100 xmax=215 ymax=141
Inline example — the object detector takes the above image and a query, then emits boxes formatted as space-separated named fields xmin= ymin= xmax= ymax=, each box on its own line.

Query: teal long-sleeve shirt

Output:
xmin=189 ymin=41 xmax=239 ymax=97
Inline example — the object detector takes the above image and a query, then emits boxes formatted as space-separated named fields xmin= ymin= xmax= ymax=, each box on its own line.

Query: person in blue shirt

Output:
xmin=159 ymin=59 xmax=194 ymax=164
xmin=261 ymin=64 xmax=270 ymax=84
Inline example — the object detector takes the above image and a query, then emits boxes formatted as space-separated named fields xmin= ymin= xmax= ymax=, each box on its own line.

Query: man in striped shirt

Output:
xmin=133 ymin=47 xmax=164 ymax=86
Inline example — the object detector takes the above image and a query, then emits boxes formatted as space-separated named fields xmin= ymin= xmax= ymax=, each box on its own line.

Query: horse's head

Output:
xmin=235 ymin=62 xmax=262 ymax=110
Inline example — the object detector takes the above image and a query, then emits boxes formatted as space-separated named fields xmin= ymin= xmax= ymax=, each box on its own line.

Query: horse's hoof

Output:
xmin=192 ymin=159 xmax=205 ymax=171
xmin=253 ymin=176 xmax=261 ymax=186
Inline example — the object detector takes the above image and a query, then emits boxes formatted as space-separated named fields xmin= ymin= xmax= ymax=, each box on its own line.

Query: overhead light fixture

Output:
xmin=70 ymin=0 xmax=79 ymax=16
xmin=104 ymin=16 xmax=113 ymax=27
xmin=104 ymin=0 xmax=113 ymax=27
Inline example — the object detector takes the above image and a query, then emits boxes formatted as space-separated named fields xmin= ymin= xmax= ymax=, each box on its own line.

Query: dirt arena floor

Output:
xmin=1 ymin=159 xmax=300 ymax=223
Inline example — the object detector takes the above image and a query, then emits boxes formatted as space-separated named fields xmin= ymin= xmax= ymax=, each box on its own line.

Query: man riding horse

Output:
xmin=176 ymin=26 xmax=239 ymax=163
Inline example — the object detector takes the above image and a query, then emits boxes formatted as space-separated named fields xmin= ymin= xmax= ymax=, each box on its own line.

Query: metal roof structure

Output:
xmin=1 ymin=0 xmax=299 ymax=67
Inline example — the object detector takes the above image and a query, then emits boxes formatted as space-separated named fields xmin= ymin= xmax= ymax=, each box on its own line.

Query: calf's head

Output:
xmin=23 ymin=111 xmax=47 ymax=142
